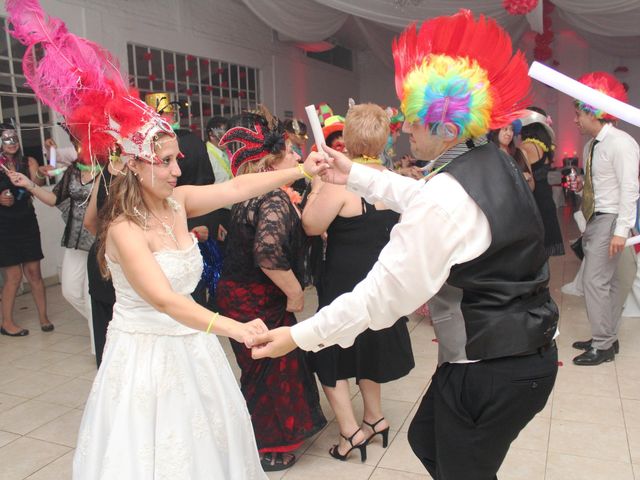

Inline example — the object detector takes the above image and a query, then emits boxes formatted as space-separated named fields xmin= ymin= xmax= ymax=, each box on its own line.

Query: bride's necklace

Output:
xmin=135 ymin=198 xmax=180 ymax=248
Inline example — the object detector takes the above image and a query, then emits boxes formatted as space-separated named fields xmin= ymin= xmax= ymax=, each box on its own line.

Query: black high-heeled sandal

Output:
xmin=363 ymin=417 xmax=390 ymax=448
xmin=329 ymin=428 xmax=368 ymax=462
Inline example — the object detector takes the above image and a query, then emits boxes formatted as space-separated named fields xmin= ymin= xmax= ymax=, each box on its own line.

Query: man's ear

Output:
xmin=435 ymin=122 xmax=459 ymax=140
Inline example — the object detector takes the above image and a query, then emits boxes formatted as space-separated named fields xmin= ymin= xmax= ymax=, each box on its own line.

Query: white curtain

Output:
xmin=240 ymin=0 xmax=348 ymax=43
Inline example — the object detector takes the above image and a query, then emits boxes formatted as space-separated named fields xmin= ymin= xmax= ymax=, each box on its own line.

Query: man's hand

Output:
xmin=191 ymin=225 xmax=209 ymax=242
xmin=318 ymin=144 xmax=353 ymax=185
xmin=568 ymin=175 xmax=583 ymax=193
xmin=286 ymin=290 xmax=304 ymax=312
xmin=609 ymin=235 xmax=626 ymax=258
xmin=396 ymin=166 xmax=423 ymax=180
xmin=302 ymin=152 xmax=330 ymax=178
xmin=0 ymin=189 xmax=14 ymax=207
xmin=249 ymin=326 xmax=297 ymax=359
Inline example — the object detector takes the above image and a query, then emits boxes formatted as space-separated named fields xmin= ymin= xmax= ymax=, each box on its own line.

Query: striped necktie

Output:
xmin=581 ymin=139 xmax=599 ymax=221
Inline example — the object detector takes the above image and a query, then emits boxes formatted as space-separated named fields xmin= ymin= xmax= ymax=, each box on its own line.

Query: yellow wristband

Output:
xmin=206 ymin=312 xmax=219 ymax=334
xmin=297 ymin=163 xmax=313 ymax=181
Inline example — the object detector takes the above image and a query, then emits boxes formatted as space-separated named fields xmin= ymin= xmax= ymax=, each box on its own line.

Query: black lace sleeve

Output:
xmin=253 ymin=192 xmax=292 ymax=271
xmin=52 ymin=165 xmax=73 ymax=206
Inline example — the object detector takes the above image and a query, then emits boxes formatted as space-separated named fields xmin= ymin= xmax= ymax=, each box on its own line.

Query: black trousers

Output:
xmin=408 ymin=345 xmax=557 ymax=480
xmin=91 ymin=296 xmax=114 ymax=369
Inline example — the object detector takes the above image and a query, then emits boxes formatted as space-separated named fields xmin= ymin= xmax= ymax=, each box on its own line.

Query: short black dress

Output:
xmin=308 ymin=199 xmax=415 ymax=387
xmin=531 ymin=159 xmax=565 ymax=257
xmin=0 ymin=156 xmax=43 ymax=268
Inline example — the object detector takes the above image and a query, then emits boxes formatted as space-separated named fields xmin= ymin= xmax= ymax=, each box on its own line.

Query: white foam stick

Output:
xmin=625 ymin=235 xmax=640 ymax=247
xmin=305 ymin=104 xmax=326 ymax=153
xmin=49 ymin=145 xmax=56 ymax=167
xmin=529 ymin=62 xmax=640 ymax=127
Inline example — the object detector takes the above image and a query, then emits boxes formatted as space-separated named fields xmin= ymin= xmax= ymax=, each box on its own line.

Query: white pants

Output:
xmin=61 ymin=248 xmax=94 ymax=354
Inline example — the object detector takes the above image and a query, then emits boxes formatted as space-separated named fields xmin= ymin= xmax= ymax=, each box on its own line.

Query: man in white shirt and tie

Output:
xmin=570 ymin=72 xmax=639 ymax=366
xmin=251 ymin=11 xmax=559 ymax=479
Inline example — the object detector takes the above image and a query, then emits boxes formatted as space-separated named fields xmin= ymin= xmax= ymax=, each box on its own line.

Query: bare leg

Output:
xmin=322 ymin=380 xmax=367 ymax=454
xmin=360 ymin=379 xmax=389 ymax=438
xmin=1 ymin=265 xmax=26 ymax=333
xmin=22 ymin=261 xmax=51 ymax=327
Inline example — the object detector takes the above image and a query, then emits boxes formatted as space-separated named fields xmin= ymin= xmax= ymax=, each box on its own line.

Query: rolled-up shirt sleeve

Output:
xmin=291 ymin=172 xmax=492 ymax=352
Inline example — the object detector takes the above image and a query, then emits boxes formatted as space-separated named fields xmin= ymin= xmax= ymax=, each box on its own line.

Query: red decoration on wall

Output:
xmin=503 ymin=0 xmax=538 ymax=15
xmin=205 ymin=85 xmax=215 ymax=92
xmin=167 ymin=63 xmax=175 ymax=73
xmin=185 ymin=69 xmax=193 ymax=78
xmin=203 ymin=108 xmax=212 ymax=116
xmin=535 ymin=31 xmax=554 ymax=45
xmin=614 ymin=66 xmax=629 ymax=74
xmin=148 ymin=74 xmax=156 ymax=81
xmin=239 ymin=71 xmax=247 ymax=79
xmin=189 ymin=123 xmax=198 ymax=131
xmin=185 ymin=88 xmax=193 ymax=96
xmin=187 ymin=55 xmax=195 ymax=62
xmin=220 ymin=98 xmax=226 ymax=105
xmin=166 ymin=80 xmax=175 ymax=89
xmin=143 ymin=52 xmax=153 ymax=61
xmin=552 ymin=59 xmax=560 ymax=67
xmin=220 ymin=81 xmax=228 ymax=88
xmin=201 ymin=59 xmax=210 ymax=66
xmin=534 ymin=44 xmax=552 ymax=61
xmin=215 ymin=68 xmax=225 ymax=75
xmin=239 ymin=91 xmax=247 ymax=98
xmin=543 ymin=0 xmax=555 ymax=13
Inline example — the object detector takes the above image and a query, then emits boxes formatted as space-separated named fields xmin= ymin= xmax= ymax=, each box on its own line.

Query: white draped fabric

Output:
xmin=240 ymin=0 xmax=640 ymax=59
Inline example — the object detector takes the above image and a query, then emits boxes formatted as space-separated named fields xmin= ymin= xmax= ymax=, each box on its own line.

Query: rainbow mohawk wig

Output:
xmin=393 ymin=10 xmax=530 ymax=139
xmin=576 ymin=72 xmax=628 ymax=121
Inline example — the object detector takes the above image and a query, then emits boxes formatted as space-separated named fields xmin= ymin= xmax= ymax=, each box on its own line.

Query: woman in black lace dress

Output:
xmin=302 ymin=104 xmax=414 ymax=462
xmin=520 ymin=107 xmax=565 ymax=256
xmin=215 ymin=109 xmax=326 ymax=472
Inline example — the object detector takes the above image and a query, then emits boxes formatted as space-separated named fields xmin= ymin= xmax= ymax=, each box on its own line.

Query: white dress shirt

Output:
xmin=291 ymin=162 xmax=492 ymax=352
xmin=587 ymin=123 xmax=640 ymax=237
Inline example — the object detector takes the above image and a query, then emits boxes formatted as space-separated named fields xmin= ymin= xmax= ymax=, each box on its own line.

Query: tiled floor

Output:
xmin=0 ymin=209 xmax=639 ymax=479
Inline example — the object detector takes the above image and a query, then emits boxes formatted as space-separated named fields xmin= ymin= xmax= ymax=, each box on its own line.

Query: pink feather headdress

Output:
xmin=5 ymin=0 xmax=174 ymax=164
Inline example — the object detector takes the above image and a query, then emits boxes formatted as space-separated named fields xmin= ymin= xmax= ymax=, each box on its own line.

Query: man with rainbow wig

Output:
xmin=251 ymin=10 xmax=558 ymax=478
xmin=570 ymin=72 xmax=639 ymax=366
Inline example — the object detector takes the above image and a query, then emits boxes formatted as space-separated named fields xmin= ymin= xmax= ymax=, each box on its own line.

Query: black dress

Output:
xmin=87 ymin=169 xmax=116 ymax=368
xmin=0 ymin=156 xmax=43 ymax=268
xmin=308 ymin=199 xmax=415 ymax=387
xmin=215 ymin=189 xmax=326 ymax=452
xmin=531 ymin=159 xmax=565 ymax=257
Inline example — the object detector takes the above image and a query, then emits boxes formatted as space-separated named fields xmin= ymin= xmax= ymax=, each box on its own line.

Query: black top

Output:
xmin=0 ymin=155 xmax=35 ymax=220
xmin=442 ymin=143 xmax=558 ymax=360
xmin=221 ymin=189 xmax=306 ymax=285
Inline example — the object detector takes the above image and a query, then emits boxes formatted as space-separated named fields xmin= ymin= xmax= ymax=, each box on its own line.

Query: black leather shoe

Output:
xmin=573 ymin=346 xmax=615 ymax=366
xmin=572 ymin=338 xmax=619 ymax=354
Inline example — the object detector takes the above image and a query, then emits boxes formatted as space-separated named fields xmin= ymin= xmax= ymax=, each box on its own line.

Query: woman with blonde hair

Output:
xmin=215 ymin=108 xmax=327 ymax=472
xmin=6 ymin=1 xmax=325 ymax=477
xmin=302 ymin=103 xmax=414 ymax=462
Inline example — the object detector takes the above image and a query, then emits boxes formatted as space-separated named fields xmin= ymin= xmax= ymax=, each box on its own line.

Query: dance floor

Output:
xmin=0 ymin=208 xmax=638 ymax=479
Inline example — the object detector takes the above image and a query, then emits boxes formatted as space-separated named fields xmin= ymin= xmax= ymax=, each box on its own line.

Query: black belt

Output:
xmin=594 ymin=211 xmax=611 ymax=216
xmin=514 ymin=340 xmax=556 ymax=357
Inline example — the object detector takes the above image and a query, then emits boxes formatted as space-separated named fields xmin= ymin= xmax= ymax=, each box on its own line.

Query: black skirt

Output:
xmin=0 ymin=211 xmax=43 ymax=268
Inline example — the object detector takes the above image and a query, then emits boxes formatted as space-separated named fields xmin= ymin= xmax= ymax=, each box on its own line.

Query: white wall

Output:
xmin=2 ymin=0 xmax=359 ymax=280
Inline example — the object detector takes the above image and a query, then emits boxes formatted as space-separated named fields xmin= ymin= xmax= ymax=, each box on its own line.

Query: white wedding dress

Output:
xmin=73 ymin=240 xmax=266 ymax=479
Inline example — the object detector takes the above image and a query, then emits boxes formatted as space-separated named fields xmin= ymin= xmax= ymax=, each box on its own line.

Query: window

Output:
xmin=127 ymin=44 xmax=261 ymax=137
xmin=0 ymin=17 xmax=51 ymax=165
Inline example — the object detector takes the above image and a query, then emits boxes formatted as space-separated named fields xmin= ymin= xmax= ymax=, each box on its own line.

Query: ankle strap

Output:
xmin=340 ymin=428 xmax=362 ymax=446
xmin=363 ymin=417 xmax=385 ymax=429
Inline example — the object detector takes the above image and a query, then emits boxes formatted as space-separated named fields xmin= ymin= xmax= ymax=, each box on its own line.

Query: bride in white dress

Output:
xmin=67 ymin=133 xmax=324 ymax=479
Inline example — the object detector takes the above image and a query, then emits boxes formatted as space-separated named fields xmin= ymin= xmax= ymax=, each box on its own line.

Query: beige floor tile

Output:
xmin=25 ymin=449 xmax=75 ymax=480
xmin=281 ymin=453 xmax=374 ymax=479
xmin=0 ymin=344 xmax=38 ymax=364
xmin=554 ymin=368 xmax=620 ymax=398
xmin=0 ymin=429 xmax=19 ymax=448
xmin=369 ymin=468 xmax=429 ymax=479
xmin=0 ymin=392 xmax=29 ymax=411
xmin=10 ymin=350 xmax=73 ymax=371
xmin=546 ymin=452 xmax=634 ymax=480
xmin=399 ymin=401 xmax=421 ymax=433
xmin=617 ymin=356 xmax=640 ymax=381
xmin=549 ymin=419 xmax=631 ymax=463
xmin=511 ymin=416 xmax=551 ymax=452
xmin=349 ymin=394 xmax=416 ymax=433
xmin=407 ymin=354 xmax=437 ymax=378
xmin=497 ymin=447 xmax=546 ymax=480
xmin=378 ymin=432 xmax=426 ymax=475
xmin=623 ymin=399 xmax=640 ymax=426
xmin=620 ymin=376 xmax=640 ymax=400
xmin=381 ymin=375 xmax=429 ymax=403
xmin=27 ymin=408 xmax=83 ymax=447
xmin=0 ymin=366 xmax=36 ymax=387
xmin=34 ymin=377 xmax=93 ymax=408
xmin=43 ymin=353 xmax=96 ymax=377
xmin=0 ymin=370 xmax=73 ymax=398
xmin=16 ymin=332 xmax=75 ymax=350
xmin=0 ymin=436 xmax=70 ymax=480
xmin=45 ymin=335 xmax=91 ymax=354
xmin=628 ymin=427 xmax=640 ymax=465
xmin=552 ymin=392 xmax=624 ymax=426
xmin=0 ymin=399 xmax=72 ymax=435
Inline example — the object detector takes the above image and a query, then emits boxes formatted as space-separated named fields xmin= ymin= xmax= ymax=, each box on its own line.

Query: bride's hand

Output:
xmin=234 ymin=318 xmax=268 ymax=347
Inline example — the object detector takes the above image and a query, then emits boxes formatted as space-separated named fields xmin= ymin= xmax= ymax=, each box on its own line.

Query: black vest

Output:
xmin=441 ymin=143 xmax=558 ymax=360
